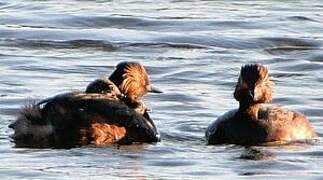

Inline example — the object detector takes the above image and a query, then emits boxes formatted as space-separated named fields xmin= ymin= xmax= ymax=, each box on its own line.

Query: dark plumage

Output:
xmin=206 ymin=64 xmax=317 ymax=145
xmin=9 ymin=62 xmax=161 ymax=148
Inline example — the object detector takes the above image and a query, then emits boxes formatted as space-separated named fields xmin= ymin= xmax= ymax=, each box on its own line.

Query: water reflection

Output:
xmin=239 ymin=147 xmax=276 ymax=161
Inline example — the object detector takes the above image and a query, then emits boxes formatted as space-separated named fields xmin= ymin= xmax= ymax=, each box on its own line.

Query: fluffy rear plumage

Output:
xmin=9 ymin=104 xmax=54 ymax=148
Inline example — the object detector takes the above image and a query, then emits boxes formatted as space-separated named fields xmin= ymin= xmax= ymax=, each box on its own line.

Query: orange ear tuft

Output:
xmin=109 ymin=62 xmax=150 ymax=100
xmin=234 ymin=64 xmax=274 ymax=103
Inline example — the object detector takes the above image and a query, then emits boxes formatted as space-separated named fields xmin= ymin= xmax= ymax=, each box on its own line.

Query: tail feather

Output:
xmin=10 ymin=104 xmax=54 ymax=147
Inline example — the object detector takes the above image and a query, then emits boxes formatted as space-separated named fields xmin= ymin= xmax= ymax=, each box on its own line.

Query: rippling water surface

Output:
xmin=1 ymin=0 xmax=323 ymax=179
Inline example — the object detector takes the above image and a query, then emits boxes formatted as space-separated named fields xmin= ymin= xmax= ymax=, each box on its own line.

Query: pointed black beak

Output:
xmin=247 ymin=89 xmax=254 ymax=100
xmin=147 ymin=85 xmax=163 ymax=93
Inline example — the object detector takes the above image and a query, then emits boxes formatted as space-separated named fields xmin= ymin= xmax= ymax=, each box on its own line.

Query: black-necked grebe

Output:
xmin=86 ymin=61 xmax=162 ymax=114
xmin=9 ymin=62 xmax=162 ymax=148
xmin=206 ymin=64 xmax=317 ymax=145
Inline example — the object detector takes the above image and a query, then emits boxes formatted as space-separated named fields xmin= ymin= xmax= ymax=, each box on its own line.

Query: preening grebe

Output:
xmin=9 ymin=62 xmax=162 ymax=148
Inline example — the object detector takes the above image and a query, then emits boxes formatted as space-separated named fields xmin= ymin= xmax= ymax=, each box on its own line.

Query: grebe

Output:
xmin=206 ymin=64 xmax=316 ymax=145
xmin=9 ymin=62 xmax=162 ymax=148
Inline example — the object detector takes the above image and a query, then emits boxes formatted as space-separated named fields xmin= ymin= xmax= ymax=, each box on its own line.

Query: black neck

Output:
xmin=238 ymin=101 xmax=260 ymax=112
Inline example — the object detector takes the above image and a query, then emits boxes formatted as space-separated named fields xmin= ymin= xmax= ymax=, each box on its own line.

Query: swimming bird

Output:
xmin=86 ymin=61 xmax=162 ymax=114
xmin=9 ymin=62 xmax=162 ymax=148
xmin=206 ymin=64 xmax=317 ymax=145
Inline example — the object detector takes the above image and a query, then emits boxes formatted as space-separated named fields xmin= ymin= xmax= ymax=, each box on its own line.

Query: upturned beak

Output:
xmin=147 ymin=85 xmax=163 ymax=93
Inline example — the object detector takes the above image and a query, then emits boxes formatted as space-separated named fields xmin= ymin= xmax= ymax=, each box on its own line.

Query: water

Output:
xmin=1 ymin=0 xmax=323 ymax=179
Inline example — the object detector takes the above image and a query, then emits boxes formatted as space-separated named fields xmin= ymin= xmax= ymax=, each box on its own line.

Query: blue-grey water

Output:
xmin=1 ymin=0 xmax=323 ymax=179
